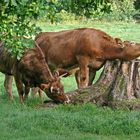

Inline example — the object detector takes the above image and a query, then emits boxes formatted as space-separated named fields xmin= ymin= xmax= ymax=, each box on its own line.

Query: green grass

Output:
xmin=0 ymin=22 xmax=140 ymax=140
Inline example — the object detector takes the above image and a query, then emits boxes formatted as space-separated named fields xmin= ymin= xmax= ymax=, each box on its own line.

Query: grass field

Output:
xmin=0 ymin=22 xmax=140 ymax=140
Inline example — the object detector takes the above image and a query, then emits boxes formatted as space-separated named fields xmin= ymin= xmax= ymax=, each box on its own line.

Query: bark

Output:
xmin=42 ymin=59 xmax=140 ymax=110
xmin=111 ymin=60 xmax=140 ymax=100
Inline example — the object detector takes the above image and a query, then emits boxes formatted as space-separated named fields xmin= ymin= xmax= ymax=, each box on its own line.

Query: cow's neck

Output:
xmin=101 ymin=44 xmax=123 ymax=60
xmin=104 ymin=51 xmax=123 ymax=60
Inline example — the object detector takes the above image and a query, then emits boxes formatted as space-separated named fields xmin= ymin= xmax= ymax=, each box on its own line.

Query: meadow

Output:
xmin=0 ymin=22 xmax=140 ymax=140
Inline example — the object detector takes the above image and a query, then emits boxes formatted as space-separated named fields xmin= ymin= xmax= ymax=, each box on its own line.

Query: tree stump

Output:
xmin=43 ymin=59 xmax=140 ymax=110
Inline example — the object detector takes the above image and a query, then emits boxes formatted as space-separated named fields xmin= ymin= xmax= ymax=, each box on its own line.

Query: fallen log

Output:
xmin=42 ymin=59 xmax=140 ymax=110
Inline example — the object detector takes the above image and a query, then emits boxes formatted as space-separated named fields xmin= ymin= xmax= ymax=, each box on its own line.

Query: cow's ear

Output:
xmin=115 ymin=38 xmax=122 ymax=44
xmin=35 ymin=41 xmax=46 ymax=58
xmin=40 ymin=83 xmax=50 ymax=90
xmin=130 ymin=41 xmax=136 ymax=46
xmin=115 ymin=38 xmax=124 ymax=48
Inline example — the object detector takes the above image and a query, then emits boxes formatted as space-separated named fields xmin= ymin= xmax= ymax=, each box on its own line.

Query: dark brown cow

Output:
xmin=35 ymin=28 xmax=140 ymax=88
xmin=0 ymin=41 xmax=69 ymax=103
xmin=4 ymin=66 xmax=78 ymax=101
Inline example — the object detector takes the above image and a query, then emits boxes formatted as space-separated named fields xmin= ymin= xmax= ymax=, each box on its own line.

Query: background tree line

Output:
xmin=0 ymin=0 xmax=139 ymax=58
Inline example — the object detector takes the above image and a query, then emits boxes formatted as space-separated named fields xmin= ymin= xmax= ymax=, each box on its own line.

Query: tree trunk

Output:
xmin=42 ymin=59 xmax=140 ymax=110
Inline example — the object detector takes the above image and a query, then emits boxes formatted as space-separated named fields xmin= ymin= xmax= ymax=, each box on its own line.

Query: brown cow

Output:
xmin=0 ymin=41 xmax=69 ymax=103
xmin=4 ymin=66 xmax=77 ymax=100
xmin=35 ymin=28 xmax=140 ymax=88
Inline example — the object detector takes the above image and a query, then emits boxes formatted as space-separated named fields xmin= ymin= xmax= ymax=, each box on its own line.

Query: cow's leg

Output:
xmin=75 ymin=70 xmax=80 ymax=88
xmin=24 ymin=86 xmax=30 ymax=101
xmin=31 ymin=87 xmax=43 ymax=99
xmin=76 ymin=56 xmax=89 ymax=88
xmin=38 ymin=89 xmax=43 ymax=98
xmin=31 ymin=87 xmax=38 ymax=97
xmin=14 ymin=75 xmax=24 ymax=103
xmin=76 ymin=68 xmax=96 ymax=87
xmin=4 ymin=74 xmax=13 ymax=100
xmin=88 ymin=60 xmax=105 ymax=85
xmin=88 ymin=68 xmax=96 ymax=86
xmin=79 ymin=65 xmax=89 ymax=88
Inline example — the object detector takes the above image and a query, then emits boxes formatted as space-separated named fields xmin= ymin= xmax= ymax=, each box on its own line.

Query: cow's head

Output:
xmin=19 ymin=41 xmax=70 ymax=103
xmin=34 ymin=42 xmax=70 ymax=103
xmin=40 ymin=80 xmax=70 ymax=104
xmin=120 ymin=41 xmax=140 ymax=60
xmin=106 ymin=38 xmax=140 ymax=61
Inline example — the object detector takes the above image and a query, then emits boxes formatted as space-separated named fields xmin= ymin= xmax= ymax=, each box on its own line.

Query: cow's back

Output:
xmin=35 ymin=29 xmax=83 ymax=69
xmin=35 ymin=28 xmax=116 ymax=69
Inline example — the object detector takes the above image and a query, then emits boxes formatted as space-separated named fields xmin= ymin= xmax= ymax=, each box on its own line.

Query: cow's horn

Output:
xmin=35 ymin=41 xmax=45 ymax=58
xmin=59 ymin=73 xmax=68 ymax=78
xmin=34 ymin=41 xmax=54 ymax=79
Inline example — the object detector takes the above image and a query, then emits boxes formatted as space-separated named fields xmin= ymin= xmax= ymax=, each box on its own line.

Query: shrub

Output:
xmin=100 ymin=0 xmax=138 ymax=22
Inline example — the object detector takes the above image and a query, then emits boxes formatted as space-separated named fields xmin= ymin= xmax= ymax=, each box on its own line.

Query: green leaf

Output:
xmin=11 ymin=0 xmax=17 ymax=6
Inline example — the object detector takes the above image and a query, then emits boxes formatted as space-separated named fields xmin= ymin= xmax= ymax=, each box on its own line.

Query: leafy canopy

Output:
xmin=61 ymin=0 xmax=111 ymax=18
xmin=0 ymin=0 xmax=111 ymax=59
xmin=0 ymin=0 xmax=44 ymax=59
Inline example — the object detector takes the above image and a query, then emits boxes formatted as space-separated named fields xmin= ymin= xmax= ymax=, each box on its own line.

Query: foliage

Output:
xmin=133 ymin=0 xmax=140 ymax=21
xmin=44 ymin=0 xmax=62 ymax=24
xmin=0 ymin=0 xmax=113 ymax=59
xmin=39 ymin=0 xmax=139 ymax=23
xmin=40 ymin=0 xmax=112 ymax=24
xmin=100 ymin=0 xmax=138 ymax=22
xmin=60 ymin=0 xmax=111 ymax=18
xmin=0 ymin=0 xmax=44 ymax=59
xmin=134 ymin=0 xmax=140 ymax=10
